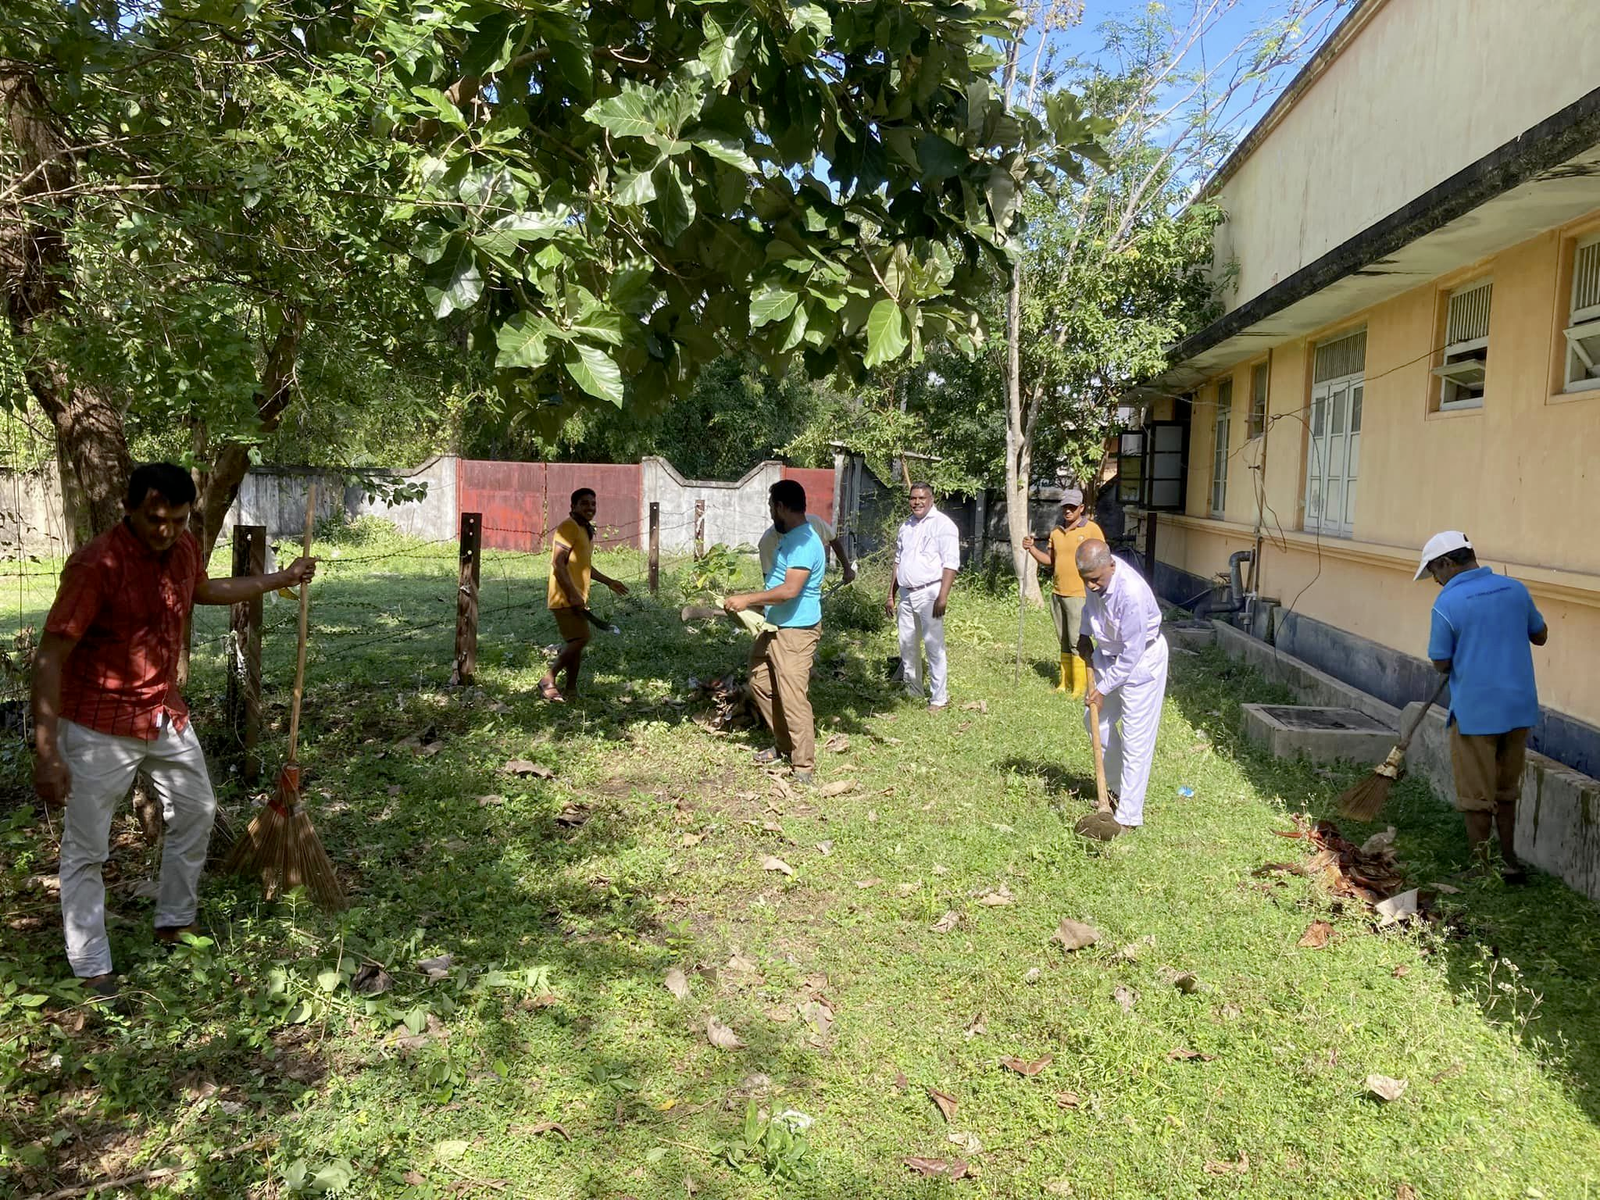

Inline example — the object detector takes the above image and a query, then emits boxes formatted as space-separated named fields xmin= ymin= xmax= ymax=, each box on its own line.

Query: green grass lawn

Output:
xmin=3 ymin=524 xmax=1600 ymax=1199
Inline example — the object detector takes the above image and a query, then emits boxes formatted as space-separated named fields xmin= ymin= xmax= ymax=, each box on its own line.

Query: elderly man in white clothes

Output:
xmin=884 ymin=481 xmax=961 ymax=711
xmin=1072 ymin=539 xmax=1169 ymax=840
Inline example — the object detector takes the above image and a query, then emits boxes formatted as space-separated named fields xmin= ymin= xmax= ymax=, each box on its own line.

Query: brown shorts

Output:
xmin=1449 ymin=727 xmax=1528 ymax=813
xmin=551 ymin=606 xmax=589 ymax=643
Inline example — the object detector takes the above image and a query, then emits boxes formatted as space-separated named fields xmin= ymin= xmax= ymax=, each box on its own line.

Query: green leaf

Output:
xmin=615 ymin=167 xmax=657 ymax=206
xmin=749 ymin=281 xmax=799 ymax=328
xmin=864 ymin=299 xmax=908 ymax=368
xmin=916 ymin=133 xmax=965 ymax=181
xmin=409 ymin=86 xmax=467 ymax=132
xmin=565 ymin=343 xmax=624 ymax=405
xmin=309 ymin=1159 xmax=355 ymax=1194
xmin=584 ymin=84 xmax=658 ymax=140
xmin=985 ymin=167 xmax=1019 ymax=235
xmin=16 ymin=993 xmax=48 ymax=1008
xmin=652 ymin=161 xmax=696 ymax=243
xmin=692 ymin=134 xmax=758 ymax=173
xmin=473 ymin=207 xmax=572 ymax=256
xmin=496 ymin=314 xmax=555 ymax=369
xmin=316 ymin=970 xmax=342 ymax=993
xmin=701 ymin=13 xmax=756 ymax=85
xmin=570 ymin=305 xmax=626 ymax=347
xmin=422 ymin=240 xmax=483 ymax=319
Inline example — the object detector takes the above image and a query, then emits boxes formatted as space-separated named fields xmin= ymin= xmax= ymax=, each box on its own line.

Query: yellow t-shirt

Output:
xmin=546 ymin=518 xmax=593 ymax=610
xmin=1048 ymin=520 xmax=1105 ymax=598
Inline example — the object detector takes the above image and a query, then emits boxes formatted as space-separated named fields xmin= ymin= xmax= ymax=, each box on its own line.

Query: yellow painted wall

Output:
xmin=1213 ymin=0 xmax=1600 ymax=311
xmin=1166 ymin=214 xmax=1600 ymax=730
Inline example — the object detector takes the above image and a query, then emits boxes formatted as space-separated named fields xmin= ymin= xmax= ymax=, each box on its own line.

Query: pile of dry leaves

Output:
xmin=1256 ymin=816 xmax=1407 ymax=904
xmin=686 ymin=675 xmax=757 ymax=732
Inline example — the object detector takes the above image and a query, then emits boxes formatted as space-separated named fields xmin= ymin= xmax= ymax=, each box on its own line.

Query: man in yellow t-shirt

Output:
xmin=1022 ymin=488 xmax=1104 ymax=698
xmin=540 ymin=487 xmax=629 ymax=702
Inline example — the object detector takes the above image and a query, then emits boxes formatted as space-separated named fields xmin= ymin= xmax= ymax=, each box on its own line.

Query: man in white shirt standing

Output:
xmin=1073 ymin=539 xmax=1168 ymax=840
xmin=885 ymin=482 xmax=961 ymax=711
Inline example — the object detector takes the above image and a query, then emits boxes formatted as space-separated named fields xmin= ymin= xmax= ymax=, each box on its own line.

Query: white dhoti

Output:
xmin=896 ymin=585 xmax=949 ymax=706
xmin=1084 ymin=635 xmax=1169 ymax=827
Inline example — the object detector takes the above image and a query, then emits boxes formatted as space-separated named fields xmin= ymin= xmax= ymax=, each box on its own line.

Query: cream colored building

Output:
xmin=1133 ymin=0 xmax=1600 ymax=778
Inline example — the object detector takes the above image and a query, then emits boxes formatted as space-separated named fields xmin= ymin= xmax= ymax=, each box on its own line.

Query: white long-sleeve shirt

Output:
xmin=1083 ymin=558 xmax=1164 ymax=693
xmin=894 ymin=509 xmax=960 ymax=588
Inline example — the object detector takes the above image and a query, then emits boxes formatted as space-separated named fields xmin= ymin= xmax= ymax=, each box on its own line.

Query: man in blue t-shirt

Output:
xmin=725 ymin=480 xmax=826 ymax=783
xmin=1418 ymin=530 xmax=1549 ymax=881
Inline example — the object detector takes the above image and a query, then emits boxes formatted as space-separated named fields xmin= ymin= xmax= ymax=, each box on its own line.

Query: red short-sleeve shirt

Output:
xmin=45 ymin=522 xmax=208 ymax=739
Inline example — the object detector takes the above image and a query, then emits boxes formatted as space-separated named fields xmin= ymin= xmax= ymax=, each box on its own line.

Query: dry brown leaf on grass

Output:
xmin=501 ymin=759 xmax=553 ymax=778
xmin=1204 ymin=1153 xmax=1249 ymax=1176
xmin=1365 ymin=1074 xmax=1407 ymax=1102
xmin=1397 ymin=1186 xmax=1418 ymax=1200
xmin=825 ymin=734 xmax=850 ymax=753
xmin=1051 ymin=918 xmax=1102 ymax=951
xmin=706 ymin=1017 xmax=745 ymax=1050
xmin=724 ymin=951 xmax=759 ymax=974
xmin=928 ymin=1088 xmax=958 ymax=1121
xmin=1165 ymin=1047 xmax=1214 ymax=1063
xmin=524 ymin=1121 xmax=569 ymax=1139
xmin=664 ymin=969 xmax=691 ymax=1001
xmin=818 ymin=780 xmax=859 ymax=797
xmin=815 ymin=840 xmax=834 ymax=856
xmin=1113 ymin=986 xmax=1138 ymax=1015
xmin=1055 ymin=1091 xmax=1081 ymax=1110
xmin=1392 ymin=964 xmax=1411 ymax=978
xmin=977 ymin=886 xmax=1014 ymax=907
xmin=760 ymin=855 xmax=795 ymax=877
xmin=904 ymin=1157 xmax=970 ymax=1180
xmin=1000 ymin=1054 xmax=1053 ymax=1077
xmin=959 ymin=700 xmax=988 ymax=714
xmin=476 ymin=794 xmax=505 ymax=808
xmin=897 ymin=881 xmax=921 ymax=895
xmin=855 ymin=877 xmax=882 ymax=889
xmin=1298 ymin=920 xmax=1334 ymax=949
xmin=1171 ymin=971 xmax=1199 ymax=994
xmin=416 ymin=954 xmax=454 ymax=981
xmin=948 ymin=1131 xmax=982 ymax=1154
xmin=932 ymin=910 xmax=961 ymax=933
xmin=680 ymin=832 xmax=703 ymax=848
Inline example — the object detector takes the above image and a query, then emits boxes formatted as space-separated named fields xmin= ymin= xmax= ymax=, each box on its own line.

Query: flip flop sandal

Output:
xmin=540 ymin=682 xmax=566 ymax=703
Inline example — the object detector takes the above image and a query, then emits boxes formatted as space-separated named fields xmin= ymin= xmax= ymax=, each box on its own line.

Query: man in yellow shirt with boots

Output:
xmin=1022 ymin=488 xmax=1104 ymax=699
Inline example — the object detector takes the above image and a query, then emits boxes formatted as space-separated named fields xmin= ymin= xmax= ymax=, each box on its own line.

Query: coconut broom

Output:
xmin=223 ymin=484 xmax=345 ymax=909
xmin=1337 ymin=673 xmax=1451 ymax=822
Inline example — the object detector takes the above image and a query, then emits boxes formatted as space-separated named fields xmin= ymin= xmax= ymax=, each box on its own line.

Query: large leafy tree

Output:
xmin=364 ymin=0 xmax=1096 ymax=430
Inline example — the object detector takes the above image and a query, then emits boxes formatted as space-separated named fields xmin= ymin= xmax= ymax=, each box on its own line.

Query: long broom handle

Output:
xmin=1396 ymin=672 xmax=1452 ymax=751
xmin=286 ymin=482 xmax=316 ymax=765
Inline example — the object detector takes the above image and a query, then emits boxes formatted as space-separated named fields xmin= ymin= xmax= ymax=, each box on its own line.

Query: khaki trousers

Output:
xmin=748 ymin=625 xmax=822 ymax=769
xmin=1449 ymin=727 xmax=1528 ymax=814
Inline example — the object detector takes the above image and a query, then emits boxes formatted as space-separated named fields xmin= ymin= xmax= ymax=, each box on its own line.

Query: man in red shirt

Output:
xmin=32 ymin=463 xmax=315 ymax=999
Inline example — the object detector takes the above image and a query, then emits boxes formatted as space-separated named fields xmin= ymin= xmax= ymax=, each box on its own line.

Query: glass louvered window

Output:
xmin=1565 ymin=237 xmax=1600 ymax=394
xmin=1305 ymin=329 xmax=1364 ymax=538
xmin=1432 ymin=279 xmax=1491 ymax=410
xmin=1210 ymin=379 xmax=1232 ymax=516
xmin=1248 ymin=363 xmax=1268 ymax=439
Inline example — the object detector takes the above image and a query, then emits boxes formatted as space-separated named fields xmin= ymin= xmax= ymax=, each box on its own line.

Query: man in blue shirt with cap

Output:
xmin=1418 ymin=531 xmax=1549 ymax=882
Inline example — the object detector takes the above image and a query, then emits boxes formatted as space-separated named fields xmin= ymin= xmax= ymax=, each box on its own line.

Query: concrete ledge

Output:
xmin=1164 ymin=620 xmax=1217 ymax=651
xmin=1209 ymin=619 xmax=1401 ymax=729
xmin=1241 ymin=704 xmax=1398 ymax=765
xmin=1402 ymin=702 xmax=1600 ymax=903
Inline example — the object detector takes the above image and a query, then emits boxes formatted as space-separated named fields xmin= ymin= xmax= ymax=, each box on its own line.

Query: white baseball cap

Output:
xmin=1414 ymin=531 xmax=1472 ymax=580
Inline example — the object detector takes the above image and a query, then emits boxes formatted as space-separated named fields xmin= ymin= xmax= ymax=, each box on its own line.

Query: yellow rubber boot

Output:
xmin=1056 ymin=654 xmax=1070 ymax=693
xmin=1069 ymin=654 xmax=1087 ymax=700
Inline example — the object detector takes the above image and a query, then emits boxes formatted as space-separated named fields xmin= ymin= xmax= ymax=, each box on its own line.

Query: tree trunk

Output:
xmin=1 ymin=66 xmax=131 ymax=550
xmin=193 ymin=310 xmax=306 ymax=560
xmin=1002 ymin=260 xmax=1043 ymax=604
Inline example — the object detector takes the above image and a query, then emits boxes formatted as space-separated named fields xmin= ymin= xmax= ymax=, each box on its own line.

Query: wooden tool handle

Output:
xmin=1397 ymin=673 xmax=1452 ymax=751
xmin=286 ymin=482 xmax=316 ymax=764
xmin=1085 ymin=655 xmax=1110 ymax=812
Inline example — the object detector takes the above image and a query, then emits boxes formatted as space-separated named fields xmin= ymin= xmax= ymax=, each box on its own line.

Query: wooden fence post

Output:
xmin=648 ymin=502 xmax=660 ymax=595
xmin=694 ymin=498 xmax=705 ymax=560
xmin=226 ymin=524 xmax=265 ymax=783
xmin=453 ymin=512 xmax=482 ymax=686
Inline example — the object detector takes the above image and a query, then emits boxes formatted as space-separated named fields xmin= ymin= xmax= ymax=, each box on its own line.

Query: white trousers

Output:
xmin=57 ymin=716 xmax=217 ymax=977
xmin=897 ymin=586 xmax=948 ymax=706
xmin=1083 ymin=639 xmax=1169 ymax=827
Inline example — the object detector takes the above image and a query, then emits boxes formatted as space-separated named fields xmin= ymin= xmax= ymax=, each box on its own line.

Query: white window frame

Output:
xmin=1305 ymin=329 xmax=1365 ymax=539
xmin=1248 ymin=362 xmax=1268 ymax=439
xmin=1564 ymin=235 xmax=1600 ymax=394
xmin=1432 ymin=278 xmax=1492 ymax=411
xmin=1210 ymin=379 xmax=1232 ymax=516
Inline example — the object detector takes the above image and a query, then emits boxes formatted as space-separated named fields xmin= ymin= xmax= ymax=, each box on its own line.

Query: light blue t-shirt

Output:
xmin=765 ymin=521 xmax=825 ymax=628
xmin=1427 ymin=567 xmax=1544 ymax=735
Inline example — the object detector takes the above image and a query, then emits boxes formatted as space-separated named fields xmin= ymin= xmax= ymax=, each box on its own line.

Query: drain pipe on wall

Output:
xmin=1194 ymin=549 xmax=1254 ymax=619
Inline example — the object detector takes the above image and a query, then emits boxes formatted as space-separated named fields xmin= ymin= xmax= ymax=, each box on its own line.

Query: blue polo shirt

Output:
xmin=1427 ymin=567 xmax=1544 ymax=735
xmin=765 ymin=521 xmax=824 ymax=628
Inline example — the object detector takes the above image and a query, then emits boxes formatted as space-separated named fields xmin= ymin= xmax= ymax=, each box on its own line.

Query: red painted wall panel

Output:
xmin=458 ymin=461 xmax=643 ymax=552
xmin=782 ymin=467 xmax=835 ymax=525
